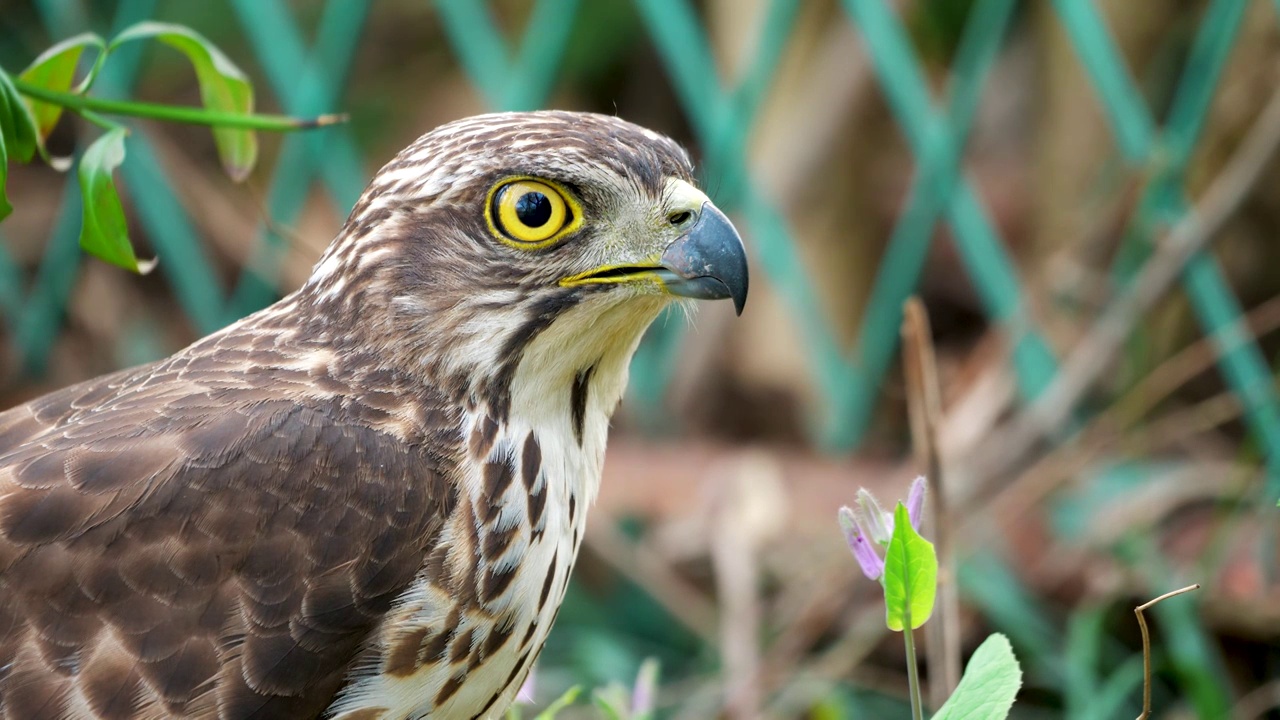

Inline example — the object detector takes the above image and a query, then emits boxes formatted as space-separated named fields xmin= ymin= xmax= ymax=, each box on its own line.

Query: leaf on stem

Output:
xmin=933 ymin=633 xmax=1022 ymax=720
xmin=110 ymin=22 xmax=257 ymax=181
xmin=0 ymin=69 xmax=40 ymax=164
xmin=19 ymin=32 xmax=107 ymax=140
xmin=883 ymin=502 xmax=937 ymax=631
xmin=78 ymin=127 xmax=155 ymax=274
xmin=0 ymin=68 xmax=41 ymax=218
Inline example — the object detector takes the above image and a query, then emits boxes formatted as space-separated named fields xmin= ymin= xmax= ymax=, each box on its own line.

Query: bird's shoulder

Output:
xmin=0 ymin=340 xmax=467 ymax=718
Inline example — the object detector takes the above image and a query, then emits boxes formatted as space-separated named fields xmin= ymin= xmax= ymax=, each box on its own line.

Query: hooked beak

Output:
xmin=559 ymin=201 xmax=749 ymax=315
xmin=653 ymin=203 xmax=749 ymax=315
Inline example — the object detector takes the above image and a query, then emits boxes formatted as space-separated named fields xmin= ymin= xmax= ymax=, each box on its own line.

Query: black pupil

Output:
xmin=515 ymin=191 xmax=552 ymax=228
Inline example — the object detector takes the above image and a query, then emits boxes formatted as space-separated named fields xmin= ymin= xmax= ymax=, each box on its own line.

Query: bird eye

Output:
xmin=490 ymin=179 xmax=575 ymax=247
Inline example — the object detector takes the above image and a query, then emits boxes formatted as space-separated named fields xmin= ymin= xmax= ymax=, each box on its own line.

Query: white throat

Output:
xmin=507 ymin=297 xmax=665 ymax=506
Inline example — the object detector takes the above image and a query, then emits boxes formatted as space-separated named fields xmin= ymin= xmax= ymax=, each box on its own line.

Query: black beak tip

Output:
xmin=732 ymin=269 xmax=747 ymax=313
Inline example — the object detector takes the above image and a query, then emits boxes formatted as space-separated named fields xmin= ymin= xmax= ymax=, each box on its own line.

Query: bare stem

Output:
xmin=904 ymin=625 xmax=924 ymax=720
xmin=1135 ymin=584 xmax=1200 ymax=720
xmin=14 ymin=78 xmax=346 ymax=131
xmin=902 ymin=298 xmax=960 ymax=704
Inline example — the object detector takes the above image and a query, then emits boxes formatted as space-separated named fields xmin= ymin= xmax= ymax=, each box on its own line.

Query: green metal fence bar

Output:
xmin=631 ymin=0 xmax=834 ymax=420
xmin=435 ymin=0 xmax=583 ymax=112
xmin=633 ymin=0 xmax=849 ymax=421
xmin=233 ymin=0 xmax=367 ymax=210
xmin=118 ymin=140 xmax=227 ymax=331
xmin=225 ymin=0 xmax=369 ymax=319
xmin=13 ymin=184 xmax=82 ymax=373
xmin=1162 ymin=0 xmax=1247 ymax=176
xmin=699 ymin=0 xmax=801 ymax=207
xmin=826 ymin=0 xmax=1016 ymax=447
xmin=1052 ymin=0 xmax=1156 ymax=160
xmin=0 ymin=241 xmax=20 ymax=321
xmin=835 ymin=0 xmax=1062 ymax=446
xmin=32 ymin=0 xmax=89 ymax=35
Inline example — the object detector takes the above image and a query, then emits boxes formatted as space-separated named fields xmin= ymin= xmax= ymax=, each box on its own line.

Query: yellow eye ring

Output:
xmin=486 ymin=178 xmax=581 ymax=249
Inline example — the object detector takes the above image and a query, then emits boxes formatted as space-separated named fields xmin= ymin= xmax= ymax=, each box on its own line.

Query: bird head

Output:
xmin=298 ymin=111 xmax=748 ymax=412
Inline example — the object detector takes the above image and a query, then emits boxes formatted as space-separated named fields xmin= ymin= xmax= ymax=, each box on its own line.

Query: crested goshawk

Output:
xmin=0 ymin=112 xmax=747 ymax=719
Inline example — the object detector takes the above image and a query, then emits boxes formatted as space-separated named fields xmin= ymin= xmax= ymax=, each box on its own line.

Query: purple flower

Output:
xmin=854 ymin=489 xmax=891 ymax=544
xmin=839 ymin=506 xmax=885 ymax=580
xmin=905 ymin=475 xmax=927 ymax=528
xmin=837 ymin=476 xmax=929 ymax=582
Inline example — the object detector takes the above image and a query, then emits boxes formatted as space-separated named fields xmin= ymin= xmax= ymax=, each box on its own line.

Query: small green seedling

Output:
xmin=839 ymin=477 xmax=1022 ymax=720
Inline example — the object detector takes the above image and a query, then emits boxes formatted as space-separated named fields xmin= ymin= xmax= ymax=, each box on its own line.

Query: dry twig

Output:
xmin=1134 ymin=584 xmax=1201 ymax=720
xmin=901 ymin=298 xmax=961 ymax=706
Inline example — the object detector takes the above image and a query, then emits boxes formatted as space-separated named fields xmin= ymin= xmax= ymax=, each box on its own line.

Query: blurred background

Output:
xmin=3 ymin=0 xmax=1280 ymax=717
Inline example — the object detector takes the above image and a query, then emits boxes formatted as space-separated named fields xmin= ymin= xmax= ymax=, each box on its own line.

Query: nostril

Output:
xmin=668 ymin=210 xmax=693 ymax=226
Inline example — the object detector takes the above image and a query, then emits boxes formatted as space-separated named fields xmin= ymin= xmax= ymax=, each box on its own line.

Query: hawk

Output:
xmin=0 ymin=111 xmax=747 ymax=719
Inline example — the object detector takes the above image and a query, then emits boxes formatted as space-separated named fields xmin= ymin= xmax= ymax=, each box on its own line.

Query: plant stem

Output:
xmin=13 ymin=79 xmax=345 ymax=131
xmin=904 ymin=627 xmax=924 ymax=720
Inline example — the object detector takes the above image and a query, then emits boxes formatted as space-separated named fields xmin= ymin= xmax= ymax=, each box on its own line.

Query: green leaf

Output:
xmin=18 ymin=32 xmax=107 ymax=139
xmin=533 ymin=686 xmax=581 ymax=719
xmin=78 ymin=127 xmax=154 ymax=274
xmin=0 ymin=119 xmax=11 ymax=221
xmin=110 ymin=21 xmax=256 ymax=181
xmin=883 ymin=502 xmax=937 ymax=631
xmin=933 ymin=634 xmax=1023 ymax=720
xmin=0 ymin=68 xmax=40 ymax=164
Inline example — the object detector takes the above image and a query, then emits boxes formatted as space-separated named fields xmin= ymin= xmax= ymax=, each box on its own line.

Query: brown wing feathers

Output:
xmin=0 ymin=347 xmax=459 ymax=719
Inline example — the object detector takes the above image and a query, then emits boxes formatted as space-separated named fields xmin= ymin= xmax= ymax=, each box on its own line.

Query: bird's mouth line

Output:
xmin=559 ymin=264 xmax=667 ymax=288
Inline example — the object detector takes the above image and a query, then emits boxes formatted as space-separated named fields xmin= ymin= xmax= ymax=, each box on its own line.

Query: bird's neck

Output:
xmin=502 ymin=297 xmax=666 ymax=505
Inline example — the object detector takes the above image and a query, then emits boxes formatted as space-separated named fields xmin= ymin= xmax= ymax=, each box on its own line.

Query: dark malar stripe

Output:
xmin=570 ymin=364 xmax=595 ymax=447
xmin=488 ymin=292 xmax=581 ymax=419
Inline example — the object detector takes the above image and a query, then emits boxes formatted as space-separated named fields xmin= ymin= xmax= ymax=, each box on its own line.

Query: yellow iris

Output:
xmin=492 ymin=179 xmax=570 ymax=245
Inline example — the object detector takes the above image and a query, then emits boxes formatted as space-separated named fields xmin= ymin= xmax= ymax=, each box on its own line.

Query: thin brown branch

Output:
xmin=1135 ymin=584 xmax=1201 ymax=720
xmin=901 ymin=298 xmax=960 ymax=707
